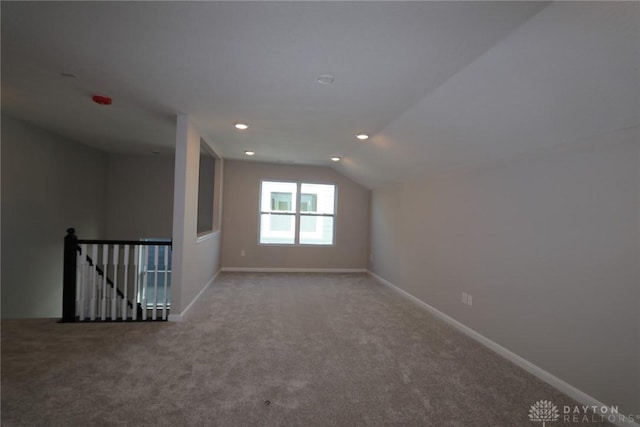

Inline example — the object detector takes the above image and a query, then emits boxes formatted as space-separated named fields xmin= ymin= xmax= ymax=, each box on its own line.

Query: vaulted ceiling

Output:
xmin=2 ymin=2 xmax=638 ymax=189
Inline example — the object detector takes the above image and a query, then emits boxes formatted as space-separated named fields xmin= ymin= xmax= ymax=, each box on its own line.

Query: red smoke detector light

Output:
xmin=92 ymin=95 xmax=112 ymax=105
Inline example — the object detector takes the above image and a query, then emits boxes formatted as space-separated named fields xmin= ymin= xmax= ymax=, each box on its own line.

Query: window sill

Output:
xmin=258 ymin=243 xmax=336 ymax=247
xmin=196 ymin=230 xmax=219 ymax=243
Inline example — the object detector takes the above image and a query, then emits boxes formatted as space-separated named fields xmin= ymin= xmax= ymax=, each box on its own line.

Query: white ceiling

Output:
xmin=2 ymin=2 xmax=638 ymax=189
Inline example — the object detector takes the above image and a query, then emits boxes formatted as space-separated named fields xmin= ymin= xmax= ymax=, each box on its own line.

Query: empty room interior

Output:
xmin=1 ymin=2 xmax=638 ymax=426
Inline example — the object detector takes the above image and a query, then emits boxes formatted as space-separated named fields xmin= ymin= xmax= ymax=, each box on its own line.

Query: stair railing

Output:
xmin=62 ymin=228 xmax=172 ymax=322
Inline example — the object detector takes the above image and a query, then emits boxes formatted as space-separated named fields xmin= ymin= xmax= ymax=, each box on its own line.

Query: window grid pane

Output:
xmin=260 ymin=181 xmax=297 ymax=213
xmin=260 ymin=213 xmax=296 ymax=244
xmin=300 ymin=183 xmax=335 ymax=214
xmin=299 ymin=216 xmax=334 ymax=245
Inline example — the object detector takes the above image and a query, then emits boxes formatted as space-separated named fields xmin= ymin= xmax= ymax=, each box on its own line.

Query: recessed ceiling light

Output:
xmin=330 ymin=156 xmax=341 ymax=162
xmin=244 ymin=150 xmax=255 ymax=156
xmin=317 ymin=74 xmax=335 ymax=85
xmin=235 ymin=123 xmax=249 ymax=130
xmin=356 ymin=133 xmax=369 ymax=141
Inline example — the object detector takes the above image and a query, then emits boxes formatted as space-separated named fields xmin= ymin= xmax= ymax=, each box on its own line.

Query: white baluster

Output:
xmin=78 ymin=244 xmax=88 ymax=321
xmin=162 ymin=246 xmax=169 ymax=320
xmin=153 ymin=246 xmax=159 ymax=320
xmin=122 ymin=245 xmax=130 ymax=320
xmin=142 ymin=246 xmax=148 ymax=320
xmin=111 ymin=245 xmax=119 ymax=320
xmin=97 ymin=246 xmax=102 ymax=319
xmin=83 ymin=254 xmax=90 ymax=320
xmin=75 ymin=249 xmax=82 ymax=317
xmin=90 ymin=245 xmax=98 ymax=320
xmin=78 ymin=244 xmax=87 ymax=321
xmin=115 ymin=295 xmax=121 ymax=320
xmin=132 ymin=246 xmax=139 ymax=321
xmin=101 ymin=244 xmax=109 ymax=320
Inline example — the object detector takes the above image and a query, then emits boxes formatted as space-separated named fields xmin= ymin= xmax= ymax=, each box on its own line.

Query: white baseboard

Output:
xmin=221 ymin=267 xmax=367 ymax=273
xmin=168 ymin=269 xmax=220 ymax=322
xmin=367 ymin=270 xmax=639 ymax=427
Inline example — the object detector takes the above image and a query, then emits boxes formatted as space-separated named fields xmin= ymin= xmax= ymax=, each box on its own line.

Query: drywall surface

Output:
xmin=369 ymin=127 xmax=640 ymax=414
xmin=170 ymin=115 xmax=222 ymax=315
xmin=221 ymin=160 xmax=369 ymax=270
xmin=105 ymin=153 xmax=174 ymax=240
xmin=1 ymin=114 xmax=107 ymax=318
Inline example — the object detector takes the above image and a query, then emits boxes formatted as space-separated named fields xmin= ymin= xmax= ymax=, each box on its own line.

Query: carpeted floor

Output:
xmin=1 ymin=273 xmax=614 ymax=426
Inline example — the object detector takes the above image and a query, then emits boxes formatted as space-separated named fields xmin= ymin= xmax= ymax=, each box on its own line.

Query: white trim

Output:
xmin=221 ymin=267 xmax=367 ymax=273
xmin=168 ymin=269 xmax=220 ymax=322
xmin=367 ymin=270 xmax=640 ymax=427
xmin=196 ymin=230 xmax=218 ymax=243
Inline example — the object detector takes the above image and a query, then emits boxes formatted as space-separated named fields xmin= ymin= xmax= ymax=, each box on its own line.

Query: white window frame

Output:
xmin=259 ymin=180 xmax=337 ymax=246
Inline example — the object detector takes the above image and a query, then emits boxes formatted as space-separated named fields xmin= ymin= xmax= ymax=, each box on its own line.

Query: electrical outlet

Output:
xmin=240 ymin=250 xmax=245 ymax=257
xmin=467 ymin=294 xmax=473 ymax=306
xmin=462 ymin=292 xmax=468 ymax=304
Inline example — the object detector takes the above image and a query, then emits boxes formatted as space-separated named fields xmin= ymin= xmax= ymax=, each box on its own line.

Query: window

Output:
xmin=197 ymin=140 xmax=217 ymax=235
xmin=260 ymin=181 xmax=336 ymax=245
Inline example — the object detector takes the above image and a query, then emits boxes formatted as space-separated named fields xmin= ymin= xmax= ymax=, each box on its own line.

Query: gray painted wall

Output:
xmin=221 ymin=160 xmax=369 ymax=270
xmin=1 ymin=114 xmax=107 ymax=318
xmin=170 ymin=115 xmax=223 ymax=316
xmin=105 ymin=153 xmax=175 ymax=240
xmin=369 ymin=127 xmax=640 ymax=413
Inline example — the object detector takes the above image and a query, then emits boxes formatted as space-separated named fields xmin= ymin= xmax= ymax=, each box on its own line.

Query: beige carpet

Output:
xmin=1 ymin=273 xmax=613 ymax=426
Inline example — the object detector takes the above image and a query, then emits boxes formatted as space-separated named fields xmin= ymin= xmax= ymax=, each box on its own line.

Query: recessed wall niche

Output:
xmin=197 ymin=139 xmax=219 ymax=236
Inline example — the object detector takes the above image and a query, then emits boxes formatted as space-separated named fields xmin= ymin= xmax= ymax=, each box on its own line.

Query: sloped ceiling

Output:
xmin=1 ymin=2 xmax=638 ymax=189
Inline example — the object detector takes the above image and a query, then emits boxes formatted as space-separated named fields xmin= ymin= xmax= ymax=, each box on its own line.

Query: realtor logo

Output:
xmin=529 ymin=399 xmax=639 ymax=425
xmin=529 ymin=400 xmax=560 ymax=426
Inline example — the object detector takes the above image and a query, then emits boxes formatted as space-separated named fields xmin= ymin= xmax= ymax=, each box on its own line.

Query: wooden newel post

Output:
xmin=62 ymin=228 xmax=78 ymax=322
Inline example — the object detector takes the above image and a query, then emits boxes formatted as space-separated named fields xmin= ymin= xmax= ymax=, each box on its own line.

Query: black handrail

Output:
xmin=77 ymin=239 xmax=171 ymax=246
